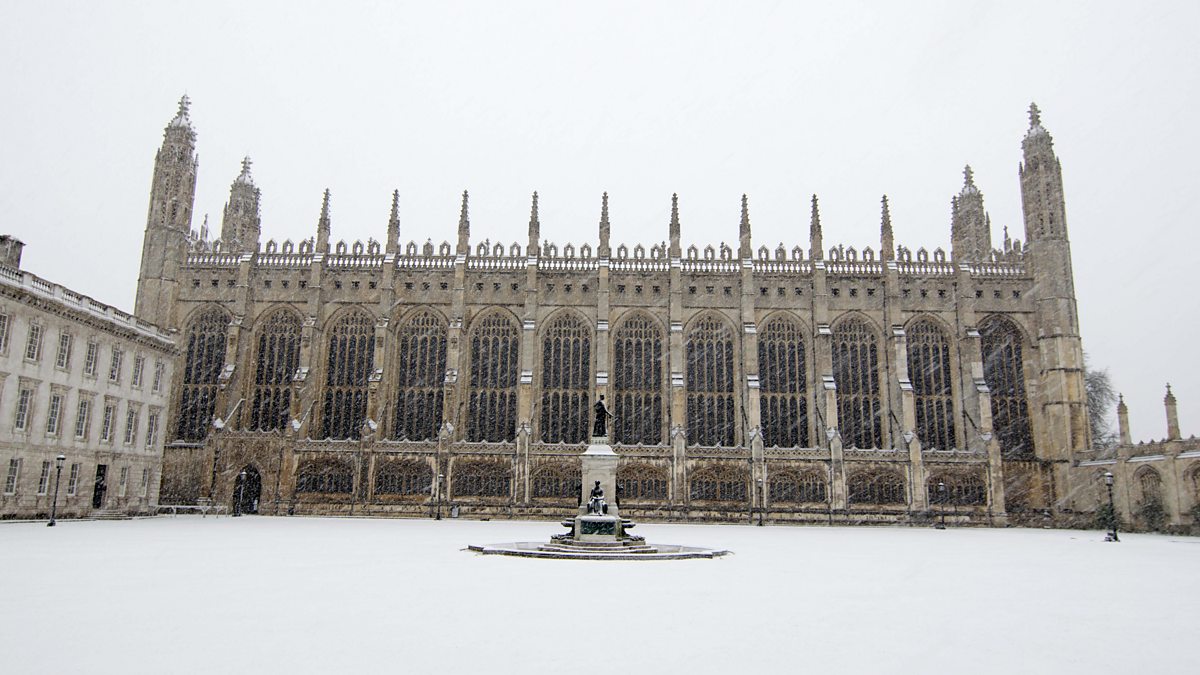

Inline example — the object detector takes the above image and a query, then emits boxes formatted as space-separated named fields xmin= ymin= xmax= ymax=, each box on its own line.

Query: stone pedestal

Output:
xmin=574 ymin=436 xmax=623 ymax=540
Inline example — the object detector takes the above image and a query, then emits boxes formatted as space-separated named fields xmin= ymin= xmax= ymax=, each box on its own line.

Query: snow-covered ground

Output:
xmin=0 ymin=517 xmax=1195 ymax=674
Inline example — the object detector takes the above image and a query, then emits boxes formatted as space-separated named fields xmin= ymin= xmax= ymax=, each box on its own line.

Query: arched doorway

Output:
xmin=233 ymin=466 xmax=262 ymax=515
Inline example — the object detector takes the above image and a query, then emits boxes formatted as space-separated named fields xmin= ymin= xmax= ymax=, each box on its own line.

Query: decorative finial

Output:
xmin=1028 ymin=102 xmax=1041 ymax=128
xmin=391 ymin=189 xmax=400 ymax=214
xmin=880 ymin=194 xmax=894 ymax=261
xmin=321 ymin=189 xmax=331 ymax=217
xmin=671 ymin=193 xmax=679 ymax=223
xmin=963 ymin=164 xmax=975 ymax=187
xmin=241 ymin=156 xmax=252 ymax=174
xmin=1166 ymin=383 xmax=1173 ymax=396
xmin=809 ymin=194 xmax=823 ymax=260
xmin=601 ymin=192 xmax=609 ymax=222
xmin=178 ymin=94 xmax=191 ymax=116
xmin=530 ymin=191 xmax=540 ymax=224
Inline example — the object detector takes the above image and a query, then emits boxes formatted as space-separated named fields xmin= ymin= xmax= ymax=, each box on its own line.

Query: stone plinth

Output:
xmin=580 ymin=436 xmax=619 ymax=520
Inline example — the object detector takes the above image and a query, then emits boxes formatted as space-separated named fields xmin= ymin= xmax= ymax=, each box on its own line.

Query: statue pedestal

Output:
xmin=574 ymin=436 xmax=623 ymax=540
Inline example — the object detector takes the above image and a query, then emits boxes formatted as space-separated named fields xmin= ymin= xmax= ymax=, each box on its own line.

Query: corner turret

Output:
xmin=135 ymin=95 xmax=199 ymax=327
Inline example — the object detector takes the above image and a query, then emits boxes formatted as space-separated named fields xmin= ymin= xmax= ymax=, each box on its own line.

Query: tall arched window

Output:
xmin=617 ymin=463 xmax=669 ymax=501
xmin=321 ymin=311 xmax=375 ymax=440
xmin=908 ymin=319 xmax=956 ymax=451
xmin=686 ymin=315 xmax=736 ymax=447
xmin=248 ymin=310 xmax=301 ymax=432
xmin=393 ymin=311 xmax=447 ymax=441
xmin=759 ymin=317 xmax=808 ymax=448
xmin=176 ymin=308 xmax=229 ymax=441
xmin=467 ymin=313 xmax=519 ymax=442
xmin=833 ymin=317 xmax=882 ymax=449
xmin=1136 ymin=468 xmax=1163 ymax=506
xmin=612 ymin=314 xmax=664 ymax=445
xmin=847 ymin=470 xmax=906 ymax=505
xmin=980 ymin=316 xmax=1033 ymax=459
xmin=539 ymin=314 xmax=592 ymax=444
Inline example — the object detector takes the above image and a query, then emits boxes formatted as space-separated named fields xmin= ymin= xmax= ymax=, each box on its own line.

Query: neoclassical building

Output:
xmin=0 ymin=237 xmax=176 ymax=519
xmin=144 ymin=97 xmax=1104 ymax=525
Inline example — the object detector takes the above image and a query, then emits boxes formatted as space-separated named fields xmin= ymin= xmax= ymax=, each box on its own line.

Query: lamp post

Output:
xmin=1104 ymin=471 xmax=1119 ymax=542
xmin=935 ymin=481 xmax=947 ymax=530
xmin=47 ymin=454 xmax=65 ymax=527
xmin=435 ymin=473 xmax=444 ymax=520
xmin=233 ymin=469 xmax=247 ymax=517
xmin=757 ymin=477 xmax=764 ymax=526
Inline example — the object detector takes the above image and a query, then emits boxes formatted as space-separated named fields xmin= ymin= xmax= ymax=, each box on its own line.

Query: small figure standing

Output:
xmin=593 ymin=394 xmax=613 ymax=438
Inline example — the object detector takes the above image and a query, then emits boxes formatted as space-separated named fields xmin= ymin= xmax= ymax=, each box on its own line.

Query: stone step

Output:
xmin=539 ymin=544 xmax=659 ymax=555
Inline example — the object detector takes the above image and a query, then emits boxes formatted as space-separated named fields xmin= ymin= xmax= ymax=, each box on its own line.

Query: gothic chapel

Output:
xmin=143 ymin=97 xmax=1094 ymax=524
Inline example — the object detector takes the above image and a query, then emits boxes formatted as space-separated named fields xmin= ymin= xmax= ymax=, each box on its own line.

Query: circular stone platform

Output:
xmin=467 ymin=539 xmax=730 ymax=561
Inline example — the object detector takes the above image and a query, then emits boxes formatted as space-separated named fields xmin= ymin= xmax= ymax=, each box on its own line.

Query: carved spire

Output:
xmin=168 ymin=94 xmax=192 ymax=129
xmin=386 ymin=190 xmax=400 ymax=254
xmin=527 ymin=191 xmax=540 ymax=256
xmin=809 ymin=194 xmax=823 ymax=260
xmin=668 ymin=193 xmax=681 ymax=258
xmin=738 ymin=194 xmax=752 ymax=259
xmin=316 ymin=189 xmax=331 ymax=253
xmin=1117 ymin=393 xmax=1131 ymax=447
xmin=952 ymin=165 xmax=990 ymax=261
xmin=220 ymin=156 xmax=261 ymax=253
xmin=456 ymin=190 xmax=470 ymax=255
xmin=1165 ymin=383 xmax=1180 ymax=440
xmin=961 ymin=165 xmax=979 ymax=195
xmin=598 ymin=192 xmax=611 ymax=258
xmin=880 ymin=195 xmax=894 ymax=261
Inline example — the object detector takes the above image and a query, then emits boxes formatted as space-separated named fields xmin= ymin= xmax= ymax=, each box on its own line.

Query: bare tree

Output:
xmin=1085 ymin=353 xmax=1118 ymax=451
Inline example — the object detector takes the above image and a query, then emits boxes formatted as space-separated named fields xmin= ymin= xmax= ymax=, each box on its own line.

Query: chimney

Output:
xmin=0 ymin=235 xmax=24 ymax=269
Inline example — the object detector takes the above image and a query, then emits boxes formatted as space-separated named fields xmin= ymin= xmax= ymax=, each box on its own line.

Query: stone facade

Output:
xmin=1072 ymin=388 xmax=1200 ymax=532
xmin=0 ymin=237 xmax=176 ymax=519
xmin=144 ymin=98 xmax=1095 ymax=526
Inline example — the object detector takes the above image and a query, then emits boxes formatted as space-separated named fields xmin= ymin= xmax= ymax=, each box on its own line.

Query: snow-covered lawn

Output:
xmin=0 ymin=517 xmax=1195 ymax=674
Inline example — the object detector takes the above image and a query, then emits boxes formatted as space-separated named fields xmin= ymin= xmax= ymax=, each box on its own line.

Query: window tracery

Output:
xmin=847 ymin=470 xmax=906 ymax=505
xmin=452 ymin=460 xmax=511 ymax=498
xmin=539 ymin=314 xmax=591 ymax=444
xmin=393 ymin=311 xmax=447 ymax=441
xmin=768 ymin=469 xmax=827 ymax=503
xmin=925 ymin=472 xmax=986 ymax=506
xmin=980 ymin=316 xmax=1033 ymax=459
xmin=689 ymin=464 xmax=748 ymax=502
xmin=612 ymin=315 xmax=664 ymax=445
xmin=296 ymin=459 xmax=353 ymax=493
xmin=321 ymin=311 xmax=374 ymax=439
xmin=176 ymin=308 xmax=229 ymax=441
xmin=1136 ymin=468 xmax=1163 ymax=506
xmin=467 ymin=313 xmax=519 ymax=442
xmin=758 ymin=317 xmax=808 ymax=448
xmin=907 ymin=319 xmax=956 ymax=451
xmin=374 ymin=459 xmax=432 ymax=496
xmin=248 ymin=310 xmax=301 ymax=431
xmin=833 ymin=317 xmax=882 ymax=449
xmin=617 ymin=463 xmax=669 ymax=501
xmin=686 ymin=315 xmax=735 ymax=447
xmin=530 ymin=463 xmax=581 ymax=500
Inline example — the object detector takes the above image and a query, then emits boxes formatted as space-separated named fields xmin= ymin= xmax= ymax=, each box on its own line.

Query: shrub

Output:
xmin=1138 ymin=500 xmax=1166 ymax=532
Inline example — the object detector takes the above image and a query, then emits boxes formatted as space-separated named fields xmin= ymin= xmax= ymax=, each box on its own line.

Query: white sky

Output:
xmin=0 ymin=1 xmax=1196 ymax=440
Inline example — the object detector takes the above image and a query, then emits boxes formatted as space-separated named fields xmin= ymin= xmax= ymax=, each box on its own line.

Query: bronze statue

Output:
xmin=587 ymin=480 xmax=607 ymax=515
xmin=593 ymin=395 xmax=613 ymax=438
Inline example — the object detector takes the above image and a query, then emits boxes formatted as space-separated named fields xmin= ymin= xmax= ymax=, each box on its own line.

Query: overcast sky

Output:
xmin=1 ymin=1 xmax=1196 ymax=440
